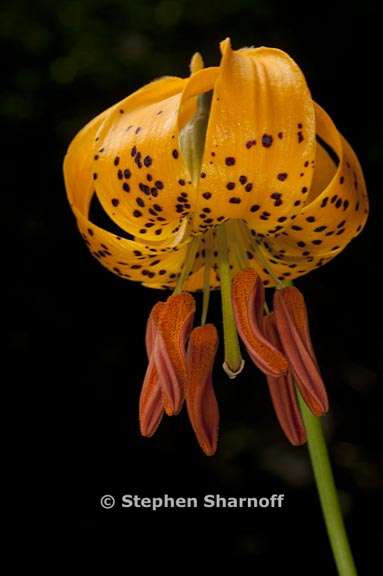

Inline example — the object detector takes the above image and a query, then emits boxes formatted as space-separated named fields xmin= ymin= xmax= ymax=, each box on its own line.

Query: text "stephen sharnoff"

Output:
xmin=107 ymin=494 xmax=285 ymax=510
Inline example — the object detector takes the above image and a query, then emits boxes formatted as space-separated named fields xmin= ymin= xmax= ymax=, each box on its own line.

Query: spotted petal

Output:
xmin=153 ymin=292 xmax=195 ymax=415
xmin=186 ymin=324 xmax=219 ymax=456
xmin=273 ymin=286 xmax=328 ymax=416
xmin=264 ymin=313 xmax=306 ymax=445
xmin=232 ymin=269 xmax=288 ymax=377
xmin=190 ymin=38 xmax=316 ymax=235
xmin=238 ymin=104 xmax=368 ymax=287
xmin=63 ymin=85 xmax=198 ymax=288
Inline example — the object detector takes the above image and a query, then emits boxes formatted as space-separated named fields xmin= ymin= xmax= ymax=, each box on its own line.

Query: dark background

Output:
xmin=5 ymin=0 xmax=382 ymax=572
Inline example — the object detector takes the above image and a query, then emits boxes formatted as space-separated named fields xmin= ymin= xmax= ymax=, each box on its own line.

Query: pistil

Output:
xmin=217 ymin=223 xmax=244 ymax=378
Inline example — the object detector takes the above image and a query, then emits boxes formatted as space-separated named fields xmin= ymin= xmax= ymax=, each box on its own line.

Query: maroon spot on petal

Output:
xmin=262 ymin=134 xmax=273 ymax=147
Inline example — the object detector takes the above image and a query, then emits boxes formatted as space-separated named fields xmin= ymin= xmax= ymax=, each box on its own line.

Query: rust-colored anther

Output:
xmin=273 ymin=286 xmax=329 ymax=416
xmin=186 ymin=324 xmax=219 ymax=456
xmin=139 ymin=302 xmax=166 ymax=437
xmin=154 ymin=292 xmax=196 ymax=416
xmin=232 ymin=269 xmax=288 ymax=377
xmin=264 ymin=313 xmax=306 ymax=445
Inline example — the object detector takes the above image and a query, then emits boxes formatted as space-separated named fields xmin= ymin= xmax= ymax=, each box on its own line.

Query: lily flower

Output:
xmin=64 ymin=38 xmax=368 ymax=454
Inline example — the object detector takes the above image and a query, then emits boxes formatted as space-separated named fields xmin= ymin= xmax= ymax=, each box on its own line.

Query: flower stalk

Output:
xmin=297 ymin=389 xmax=358 ymax=576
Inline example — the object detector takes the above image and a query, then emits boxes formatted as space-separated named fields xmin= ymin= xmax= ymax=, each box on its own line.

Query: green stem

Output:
xmin=217 ymin=224 xmax=243 ymax=376
xmin=297 ymin=390 xmax=358 ymax=576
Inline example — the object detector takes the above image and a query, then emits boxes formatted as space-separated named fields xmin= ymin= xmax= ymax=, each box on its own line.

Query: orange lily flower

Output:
xmin=64 ymin=38 xmax=368 ymax=454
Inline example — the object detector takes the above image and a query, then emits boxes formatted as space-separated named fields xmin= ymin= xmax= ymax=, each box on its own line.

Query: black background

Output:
xmin=5 ymin=0 xmax=382 ymax=572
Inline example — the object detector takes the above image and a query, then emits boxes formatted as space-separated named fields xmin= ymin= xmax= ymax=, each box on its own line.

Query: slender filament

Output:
xmin=201 ymin=230 xmax=213 ymax=326
xmin=174 ymin=237 xmax=199 ymax=294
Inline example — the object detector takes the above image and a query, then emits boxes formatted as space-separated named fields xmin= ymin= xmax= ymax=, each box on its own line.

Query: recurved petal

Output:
xmin=273 ymin=286 xmax=328 ymax=416
xmin=186 ymin=324 xmax=219 ymax=456
xmin=64 ymin=84 xmax=198 ymax=287
xmin=264 ymin=314 xmax=306 ymax=445
xmin=277 ymin=103 xmax=368 ymax=262
xmin=64 ymin=108 xmax=110 ymax=214
xmin=244 ymin=103 xmax=369 ymax=287
xmin=139 ymin=358 xmax=164 ymax=438
xmin=68 ymin=205 xmax=197 ymax=287
xmin=65 ymin=75 xmax=195 ymax=246
xmin=232 ymin=269 xmax=288 ymax=377
xmin=154 ymin=292 xmax=196 ymax=415
xmin=191 ymin=38 xmax=315 ymax=235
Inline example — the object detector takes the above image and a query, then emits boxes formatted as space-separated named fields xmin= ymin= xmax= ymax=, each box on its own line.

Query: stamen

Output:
xmin=173 ymin=236 xmax=199 ymax=294
xmin=139 ymin=359 xmax=163 ymax=438
xmin=186 ymin=324 xmax=219 ymax=456
xmin=240 ymin=222 xmax=284 ymax=288
xmin=226 ymin=220 xmax=248 ymax=270
xmin=273 ymin=286 xmax=329 ymax=416
xmin=217 ymin=223 xmax=244 ymax=378
xmin=139 ymin=302 xmax=166 ymax=437
xmin=264 ymin=313 xmax=306 ymax=445
xmin=201 ymin=229 xmax=213 ymax=326
xmin=154 ymin=293 xmax=196 ymax=415
xmin=232 ymin=268 xmax=288 ymax=377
